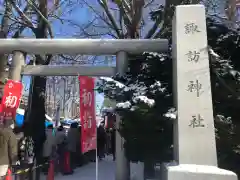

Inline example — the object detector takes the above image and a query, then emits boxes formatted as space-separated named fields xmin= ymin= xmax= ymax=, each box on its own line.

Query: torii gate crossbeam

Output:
xmin=0 ymin=39 xmax=168 ymax=76
xmin=0 ymin=39 xmax=168 ymax=54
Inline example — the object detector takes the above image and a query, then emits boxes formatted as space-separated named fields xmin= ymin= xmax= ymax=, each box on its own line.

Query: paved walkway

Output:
xmin=40 ymin=155 xmax=145 ymax=180
xmin=40 ymin=156 xmax=114 ymax=180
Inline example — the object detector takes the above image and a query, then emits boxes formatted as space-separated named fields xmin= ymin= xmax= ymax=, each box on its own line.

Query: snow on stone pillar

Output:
xmin=115 ymin=51 xmax=130 ymax=180
xmin=162 ymin=4 xmax=237 ymax=180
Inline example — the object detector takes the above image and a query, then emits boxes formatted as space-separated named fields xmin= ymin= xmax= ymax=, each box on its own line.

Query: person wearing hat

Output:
xmin=0 ymin=119 xmax=18 ymax=180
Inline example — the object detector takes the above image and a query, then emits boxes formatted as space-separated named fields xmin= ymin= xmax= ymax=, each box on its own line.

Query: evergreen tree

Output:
xmin=207 ymin=17 xmax=240 ymax=174
xmin=98 ymin=51 xmax=174 ymax=163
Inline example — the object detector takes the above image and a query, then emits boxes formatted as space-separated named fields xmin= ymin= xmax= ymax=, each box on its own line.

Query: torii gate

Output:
xmin=0 ymin=38 xmax=168 ymax=180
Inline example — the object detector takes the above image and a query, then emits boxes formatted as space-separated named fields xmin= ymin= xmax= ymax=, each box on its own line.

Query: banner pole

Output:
xmin=96 ymin=138 xmax=98 ymax=180
xmin=95 ymin=78 xmax=98 ymax=180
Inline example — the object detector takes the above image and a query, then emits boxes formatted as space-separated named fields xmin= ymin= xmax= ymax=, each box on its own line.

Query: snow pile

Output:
xmin=133 ymin=96 xmax=155 ymax=107
xmin=144 ymin=52 xmax=162 ymax=58
xmin=130 ymin=82 xmax=147 ymax=97
xmin=150 ymin=80 xmax=166 ymax=93
xmin=100 ymin=77 xmax=125 ymax=88
xmin=215 ymin=114 xmax=232 ymax=124
xmin=130 ymin=106 xmax=137 ymax=111
xmin=150 ymin=81 xmax=161 ymax=88
xmin=164 ymin=108 xmax=177 ymax=119
xmin=143 ymin=52 xmax=166 ymax=61
xmin=116 ymin=101 xmax=131 ymax=108
xmin=99 ymin=77 xmax=156 ymax=109
xmin=116 ymin=96 xmax=155 ymax=109
xmin=209 ymin=48 xmax=240 ymax=83
xmin=141 ymin=63 xmax=148 ymax=70
xmin=209 ymin=48 xmax=220 ymax=58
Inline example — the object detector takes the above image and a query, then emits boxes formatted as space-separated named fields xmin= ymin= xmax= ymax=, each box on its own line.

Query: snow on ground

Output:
xmin=40 ymin=156 xmax=144 ymax=180
xmin=56 ymin=162 xmax=97 ymax=180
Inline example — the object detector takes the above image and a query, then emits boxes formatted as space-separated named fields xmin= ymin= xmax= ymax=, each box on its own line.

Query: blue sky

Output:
xmin=21 ymin=2 xmax=105 ymax=116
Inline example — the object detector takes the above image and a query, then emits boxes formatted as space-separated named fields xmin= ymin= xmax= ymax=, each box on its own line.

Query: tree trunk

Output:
xmin=24 ymin=73 xmax=47 ymax=180
xmin=30 ymin=75 xmax=47 ymax=153
xmin=0 ymin=1 xmax=12 ymax=98
xmin=24 ymin=1 xmax=50 ymax=180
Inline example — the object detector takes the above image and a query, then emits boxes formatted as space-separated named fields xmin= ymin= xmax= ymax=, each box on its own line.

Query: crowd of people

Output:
xmin=0 ymin=117 xmax=116 ymax=179
xmin=39 ymin=120 xmax=116 ymax=175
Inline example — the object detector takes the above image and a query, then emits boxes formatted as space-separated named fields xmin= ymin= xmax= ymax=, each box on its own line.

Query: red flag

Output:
xmin=79 ymin=76 xmax=96 ymax=153
xmin=1 ymin=80 xmax=23 ymax=122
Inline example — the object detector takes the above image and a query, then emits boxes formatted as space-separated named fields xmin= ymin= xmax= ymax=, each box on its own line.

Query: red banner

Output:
xmin=79 ymin=76 xmax=96 ymax=153
xmin=0 ymin=80 xmax=23 ymax=122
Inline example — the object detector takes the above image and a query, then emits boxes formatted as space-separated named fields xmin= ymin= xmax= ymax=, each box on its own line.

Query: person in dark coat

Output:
xmin=110 ymin=127 xmax=116 ymax=161
xmin=66 ymin=123 xmax=78 ymax=169
xmin=0 ymin=119 xmax=18 ymax=180
xmin=13 ymin=126 xmax=28 ymax=180
xmin=13 ymin=126 xmax=25 ymax=163
xmin=76 ymin=126 xmax=84 ymax=166
xmin=55 ymin=126 xmax=66 ymax=173
xmin=41 ymin=125 xmax=55 ymax=174
xmin=97 ymin=123 xmax=106 ymax=160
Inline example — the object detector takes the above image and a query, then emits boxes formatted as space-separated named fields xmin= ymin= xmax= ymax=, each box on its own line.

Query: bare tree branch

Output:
xmin=27 ymin=0 xmax=54 ymax=38
xmin=0 ymin=12 xmax=32 ymax=28
xmin=9 ymin=0 xmax=35 ymax=28
xmin=1 ymin=0 xmax=12 ymax=34
xmin=144 ymin=0 xmax=155 ymax=8
xmin=12 ymin=25 xmax=26 ymax=38
xmin=130 ymin=0 xmax=145 ymax=38
xmin=145 ymin=5 xmax=164 ymax=39
xmin=0 ymin=0 xmax=12 ymax=88
xmin=82 ymin=0 xmax=122 ymax=38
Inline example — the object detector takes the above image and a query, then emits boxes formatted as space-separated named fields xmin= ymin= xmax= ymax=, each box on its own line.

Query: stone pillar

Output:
xmin=8 ymin=51 xmax=25 ymax=81
xmin=162 ymin=4 xmax=237 ymax=180
xmin=115 ymin=51 xmax=130 ymax=180
xmin=8 ymin=51 xmax=25 ymax=128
